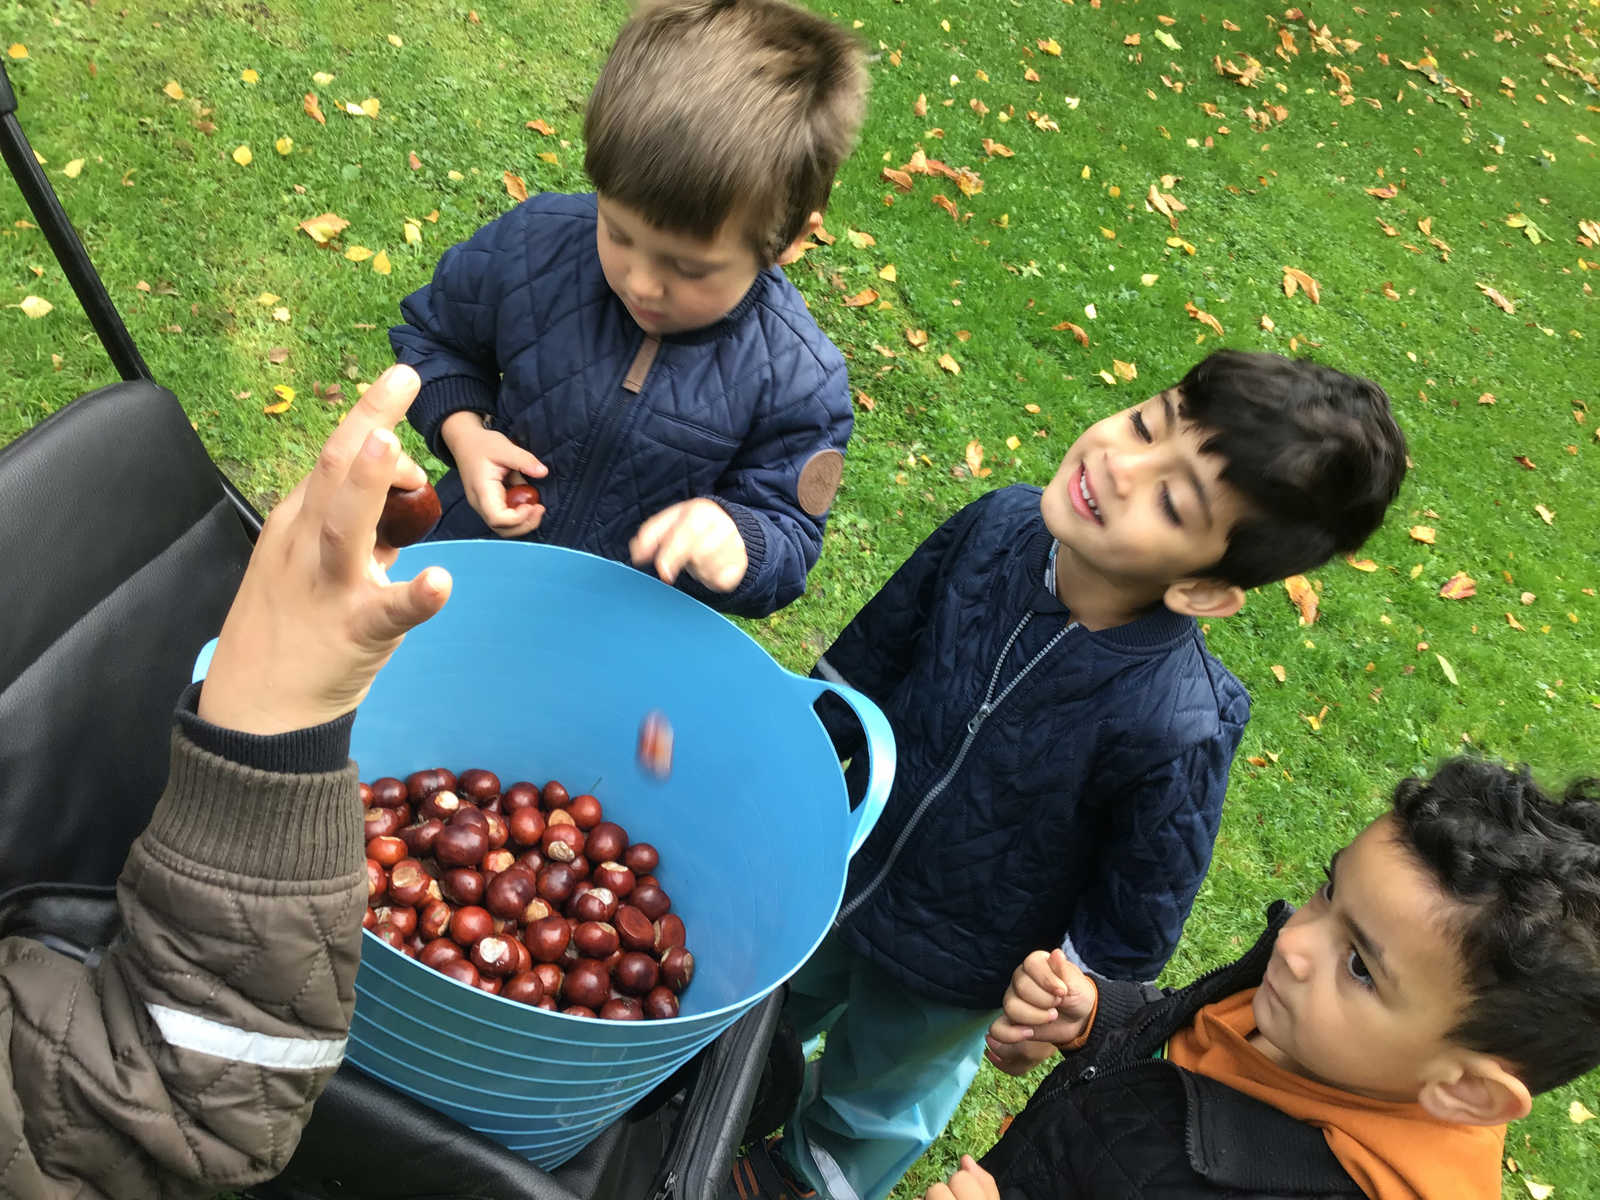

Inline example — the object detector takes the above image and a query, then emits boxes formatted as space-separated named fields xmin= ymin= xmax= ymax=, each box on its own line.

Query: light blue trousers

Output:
xmin=779 ymin=932 xmax=992 ymax=1200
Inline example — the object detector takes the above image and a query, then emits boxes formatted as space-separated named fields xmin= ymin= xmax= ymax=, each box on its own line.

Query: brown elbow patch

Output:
xmin=796 ymin=448 xmax=845 ymax=517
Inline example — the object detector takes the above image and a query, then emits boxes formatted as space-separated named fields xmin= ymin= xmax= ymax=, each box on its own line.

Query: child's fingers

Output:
xmin=652 ymin=517 xmax=697 ymax=584
xmin=1024 ymin=951 xmax=1071 ymax=999
xmin=318 ymin=428 xmax=400 ymax=584
xmin=630 ymin=504 xmax=680 ymax=565
xmin=1001 ymin=991 xmax=1057 ymax=1028
xmin=922 ymin=1184 xmax=955 ymax=1200
xmin=987 ymin=1018 xmax=1035 ymax=1046
xmin=514 ymin=447 xmax=548 ymax=479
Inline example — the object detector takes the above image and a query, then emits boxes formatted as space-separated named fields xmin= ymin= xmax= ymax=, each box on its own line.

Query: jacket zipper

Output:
xmin=835 ymin=611 xmax=1077 ymax=925
xmin=544 ymin=333 xmax=657 ymax=545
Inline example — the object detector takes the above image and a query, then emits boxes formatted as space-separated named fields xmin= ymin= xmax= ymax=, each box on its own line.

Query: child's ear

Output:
xmin=1162 ymin=577 xmax=1246 ymax=620
xmin=774 ymin=211 xmax=825 ymax=266
xmin=1418 ymin=1056 xmax=1533 ymax=1126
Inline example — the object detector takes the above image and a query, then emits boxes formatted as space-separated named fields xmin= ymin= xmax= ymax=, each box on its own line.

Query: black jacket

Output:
xmin=980 ymin=904 xmax=1366 ymax=1199
xmin=816 ymin=486 xmax=1250 ymax=1006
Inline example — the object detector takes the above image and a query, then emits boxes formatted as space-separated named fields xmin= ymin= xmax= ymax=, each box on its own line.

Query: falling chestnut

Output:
xmin=378 ymin=482 xmax=442 ymax=548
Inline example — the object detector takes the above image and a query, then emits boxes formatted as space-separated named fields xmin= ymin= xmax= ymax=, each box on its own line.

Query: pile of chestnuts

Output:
xmin=363 ymin=768 xmax=694 ymax=1021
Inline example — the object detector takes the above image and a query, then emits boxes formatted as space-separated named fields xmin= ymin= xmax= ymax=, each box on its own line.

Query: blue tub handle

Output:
xmin=192 ymin=637 xmax=218 ymax=682
xmin=789 ymin=675 xmax=895 ymax=859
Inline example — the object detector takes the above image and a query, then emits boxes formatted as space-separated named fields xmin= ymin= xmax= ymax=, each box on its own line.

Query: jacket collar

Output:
xmin=1024 ymin=523 xmax=1204 ymax=651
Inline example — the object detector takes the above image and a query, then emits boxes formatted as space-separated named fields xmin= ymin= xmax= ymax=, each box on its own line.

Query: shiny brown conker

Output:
xmin=541 ymin=824 xmax=584 ymax=863
xmin=527 ymin=915 xmax=571 ymax=963
xmin=502 ymin=970 xmax=545 ymax=1005
xmin=420 ymin=789 xmax=464 ymax=823
xmin=515 ymin=848 xmax=546 ymax=875
xmin=508 ymin=935 xmax=533 ymax=976
xmin=362 ymin=907 xmax=378 ymax=931
xmin=536 ymin=862 xmax=577 ymax=906
xmin=501 ymin=780 xmax=541 ymax=811
xmin=630 ymin=882 xmax=671 ymax=921
xmin=591 ymin=862 xmax=635 ymax=898
xmin=364 ymin=807 xmax=407 ymax=840
xmin=435 ymin=957 xmax=479 ymax=987
xmin=614 ymin=905 xmax=657 ymax=952
xmin=366 ymin=835 xmax=407 ymax=867
xmin=623 ymin=842 xmax=660 ymax=875
xmin=508 ymin=807 xmax=546 ymax=847
xmin=475 ymin=975 xmax=502 ymax=995
xmin=418 ymin=938 xmax=465 ymax=970
xmin=359 ymin=781 xmax=374 ymax=808
xmin=572 ymin=886 xmax=618 ymax=923
xmin=568 ymin=794 xmax=603 ymax=830
xmin=399 ymin=818 xmax=444 ymax=857
xmin=563 ymin=1004 xmax=597 ymax=1018
xmin=531 ymin=962 xmax=565 ymax=996
xmin=441 ymin=867 xmax=485 ymax=906
xmin=471 ymin=935 xmax=518 ymax=977
xmin=371 ymin=777 xmax=410 ymax=808
xmin=600 ymin=997 xmax=644 ymax=1021
xmin=659 ymin=946 xmax=695 ymax=992
xmin=480 ymin=848 xmax=516 ymax=877
xmin=504 ymin=483 xmax=542 ymax=509
xmin=449 ymin=905 xmax=494 ymax=946
xmin=547 ymin=808 xmax=577 ymax=829
xmin=457 ymin=768 xmax=501 ymax=803
xmin=585 ymin=822 xmax=628 ymax=865
xmin=643 ymin=985 xmax=680 ymax=1020
xmin=403 ymin=769 xmax=448 ymax=804
xmin=655 ymin=914 xmax=687 ymax=953
xmin=434 ymin=823 xmax=489 ymax=869
xmin=542 ymin=780 xmax=570 ymax=810
xmin=562 ymin=959 xmax=611 ymax=1009
xmin=567 ymin=855 xmax=590 ymax=882
xmin=374 ymin=904 xmax=417 ymax=938
xmin=378 ymin=482 xmax=442 ymax=548
xmin=418 ymin=899 xmax=454 ymax=940
xmin=614 ymin=951 xmax=659 ymax=995
xmin=386 ymin=858 xmax=432 ymax=907
xmin=366 ymin=859 xmax=387 ymax=903
xmin=573 ymin=921 xmax=619 ymax=958
xmin=485 ymin=868 xmax=538 ymax=920
xmin=482 ymin=811 xmax=509 ymax=851
xmin=372 ymin=921 xmax=408 ymax=951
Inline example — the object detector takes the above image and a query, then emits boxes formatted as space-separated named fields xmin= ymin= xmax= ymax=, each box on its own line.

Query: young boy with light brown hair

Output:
xmin=391 ymin=0 xmax=868 ymax=617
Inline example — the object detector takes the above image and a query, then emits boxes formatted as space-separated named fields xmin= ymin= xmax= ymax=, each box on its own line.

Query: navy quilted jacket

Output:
xmin=817 ymin=485 xmax=1250 ymax=1007
xmin=390 ymin=192 xmax=852 ymax=618
xmin=980 ymin=904 xmax=1366 ymax=1199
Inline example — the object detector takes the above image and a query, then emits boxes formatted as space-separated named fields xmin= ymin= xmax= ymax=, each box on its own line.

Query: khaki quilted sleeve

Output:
xmin=0 ymin=729 xmax=364 ymax=1197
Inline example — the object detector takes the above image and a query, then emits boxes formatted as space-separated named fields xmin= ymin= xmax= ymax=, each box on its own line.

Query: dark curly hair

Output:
xmin=1177 ymin=350 xmax=1407 ymax=590
xmin=1390 ymin=758 xmax=1600 ymax=1094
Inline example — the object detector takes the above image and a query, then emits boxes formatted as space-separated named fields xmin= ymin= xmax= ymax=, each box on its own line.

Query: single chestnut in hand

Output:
xmin=504 ymin=483 xmax=541 ymax=509
xmin=378 ymin=482 xmax=442 ymax=548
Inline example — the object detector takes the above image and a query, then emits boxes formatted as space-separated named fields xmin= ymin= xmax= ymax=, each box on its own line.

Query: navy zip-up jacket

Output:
xmin=390 ymin=192 xmax=853 ymax=618
xmin=817 ymin=485 xmax=1250 ymax=1007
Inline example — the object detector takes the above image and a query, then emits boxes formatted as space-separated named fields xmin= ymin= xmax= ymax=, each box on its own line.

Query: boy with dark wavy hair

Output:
xmin=391 ymin=0 xmax=867 ymax=617
xmin=737 ymin=350 xmax=1406 ymax=1200
xmin=949 ymin=757 xmax=1600 ymax=1200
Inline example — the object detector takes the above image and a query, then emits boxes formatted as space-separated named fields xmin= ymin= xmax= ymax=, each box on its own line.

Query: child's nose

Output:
xmin=1275 ymin=926 xmax=1316 ymax=981
xmin=628 ymin=264 xmax=665 ymax=300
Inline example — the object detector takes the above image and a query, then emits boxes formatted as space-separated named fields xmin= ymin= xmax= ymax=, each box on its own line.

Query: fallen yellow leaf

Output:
xmin=344 ymin=245 xmax=374 ymax=262
xmin=231 ymin=145 xmax=253 ymax=166
xmin=1436 ymin=654 xmax=1458 ymax=686
xmin=1038 ymin=37 xmax=1062 ymax=56
xmin=298 ymin=212 xmax=349 ymax=244
xmin=1534 ymin=504 xmax=1555 ymax=525
xmin=842 ymin=287 xmax=879 ymax=307
xmin=1476 ymin=281 xmax=1516 ymax=314
xmin=1282 ymin=266 xmax=1321 ymax=303
xmin=1270 ymin=664 xmax=1287 ymax=683
xmin=847 ymin=228 xmax=876 ymax=249
xmin=1439 ymin=572 xmax=1477 ymax=600
xmin=964 ymin=439 xmax=990 ymax=476
xmin=404 ymin=220 xmax=423 ymax=246
xmin=387 ymin=33 xmax=403 ymax=47
xmin=7 ymin=44 xmax=27 ymax=59
xmin=1409 ymin=525 xmax=1436 ymax=544
xmin=271 ymin=307 xmax=290 ymax=323
xmin=1521 ymin=1178 xmax=1553 ymax=1199
xmin=1005 ymin=435 xmax=1021 ymax=450
xmin=1506 ymin=612 xmax=1526 ymax=631
xmin=1569 ymin=1100 xmax=1595 ymax=1124
xmin=526 ymin=118 xmax=557 ymax=136
xmin=1112 ymin=359 xmax=1138 ymax=382
xmin=878 ymin=263 xmax=897 ymax=281
xmin=304 ymin=92 xmax=326 ymax=124
xmin=274 ymin=136 xmax=294 ymax=156
xmin=62 ymin=158 xmax=85 ymax=179
xmin=1344 ymin=555 xmax=1378 ymax=572
xmin=15 ymin=296 xmax=53 ymax=319
xmin=372 ymin=250 xmax=392 ymax=275
xmin=163 ymin=80 xmax=185 ymax=100
xmin=905 ymin=328 xmax=929 ymax=349
xmin=312 ymin=71 xmax=335 ymax=86
xmin=504 ymin=172 xmax=529 ymax=202
xmin=241 ymin=68 xmax=259 ymax=84
xmin=360 ymin=97 xmax=381 ymax=118
xmin=938 ymin=353 xmax=961 ymax=374
xmin=1052 ymin=320 xmax=1090 ymax=347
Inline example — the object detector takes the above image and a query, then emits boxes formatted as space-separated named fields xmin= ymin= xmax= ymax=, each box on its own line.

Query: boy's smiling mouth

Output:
xmin=1072 ymin=463 xmax=1104 ymax=524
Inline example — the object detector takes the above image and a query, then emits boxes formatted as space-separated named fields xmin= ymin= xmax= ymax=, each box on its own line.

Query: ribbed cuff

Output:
xmin=410 ymin=375 xmax=497 ymax=460
xmin=708 ymin=498 xmax=768 ymax=610
xmin=177 ymin=682 xmax=354 ymax=774
xmin=149 ymin=728 xmax=363 ymax=882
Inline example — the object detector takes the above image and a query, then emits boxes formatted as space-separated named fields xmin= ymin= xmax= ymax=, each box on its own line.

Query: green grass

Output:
xmin=3 ymin=1 xmax=1598 ymax=1197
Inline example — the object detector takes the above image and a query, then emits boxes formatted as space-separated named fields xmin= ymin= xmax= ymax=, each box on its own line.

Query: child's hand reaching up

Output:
xmin=439 ymin=411 xmax=547 ymax=537
xmin=923 ymin=1156 xmax=999 ymax=1200
xmin=630 ymin=498 xmax=748 ymax=592
xmin=984 ymin=949 xmax=1098 ymax=1075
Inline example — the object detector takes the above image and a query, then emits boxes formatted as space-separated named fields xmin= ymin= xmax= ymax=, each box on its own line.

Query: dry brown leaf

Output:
xmin=842 ymin=287 xmax=879 ymax=307
xmin=931 ymin=193 xmax=960 ymax=220
xmin=1282 ymin=266 xmax=1322 ymax=303
xmin=504 ymin=172 xmax=529 ymax=202
xmin=1506 ymin=612 xmax=1527 ymax=631
xmin=1270 ymin=665 xmax=1287 ymax=683
xmin=1439 ymin=572 xmax=1477 ymax=600
xmin=1184 ymin=301 xmax=1224 ymax=336
xmin=1476 ymin=282 xmax=1516 ymax=314
xmin=1366 ymin=183 xmax=1398 ymax=199
xmin=964 ymin=439 xmax=990 ymax=476
xmin=1345 ymin=555 xmax=1378 ymax=572
xmin=982 ymin=138 xmax=1014 ymax=158
xmin=905 ymin=328 xmax=929 ymax=349
xmin=1284 ymin=575 xmax=1319 ymax=625
xmin=1409 ymin=525 xmax=1437 ymax=544
xmin=847 ymin=228 xmax=876 ymax=249
xmin=303 ymin=92 xmax=326 ymax=124
xmin=1112 ymin=359 xmax=1138 ymax=382
xmin=938 ymin=353 xmax=961 ymax=375
xmin=1534 ymin=504 xmax=1555 ymax=525
xmin=526 ymin=118 xmax=557 ymax=136
xmin=267 ymin=347 xmax=290 ymax=365
xmin=882 ymin=166 xmax=914 ymax=191
xmin=1051 ymin=320 xmax=1090 ymax=347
